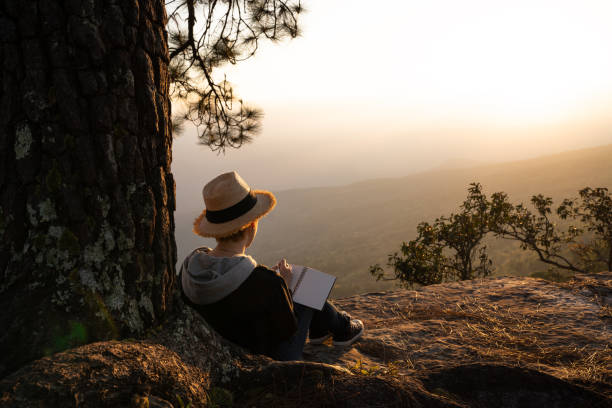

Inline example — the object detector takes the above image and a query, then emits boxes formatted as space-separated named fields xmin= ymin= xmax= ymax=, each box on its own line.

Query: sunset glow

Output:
xmin=219 ymin=0 xmax=612 ymax=126
xmin=174 ymin=0 xmax=612 ymax=195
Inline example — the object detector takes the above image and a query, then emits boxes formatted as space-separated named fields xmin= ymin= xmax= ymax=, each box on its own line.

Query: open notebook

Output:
xmin=288 ymin=265 xmax=336 ymax=311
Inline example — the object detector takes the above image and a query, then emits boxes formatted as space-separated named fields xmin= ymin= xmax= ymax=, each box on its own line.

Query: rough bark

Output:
xmin=0 ymin=0 xmax=175 ymax=377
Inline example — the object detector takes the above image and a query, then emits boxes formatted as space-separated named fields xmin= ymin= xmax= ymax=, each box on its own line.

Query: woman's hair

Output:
xmin=216 ymin=222 xmax=255 ymax=243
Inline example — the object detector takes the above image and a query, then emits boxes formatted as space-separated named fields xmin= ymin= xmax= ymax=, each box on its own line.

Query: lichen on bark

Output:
xmin=0 ymin=0 xmax=176 ymax=377
xmin=14 ymin=123 xmax=33 ymax=160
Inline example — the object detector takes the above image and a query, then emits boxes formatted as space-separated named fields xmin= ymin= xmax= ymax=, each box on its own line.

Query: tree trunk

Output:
xmin=0 ymin=0 xmax=175 ymax=377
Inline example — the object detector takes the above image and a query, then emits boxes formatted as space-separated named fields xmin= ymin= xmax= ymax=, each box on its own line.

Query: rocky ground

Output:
xmin=301 ymin=272 xmax=612 ymax=407
xmin=1 ymin=272 xmax=611 ymax=407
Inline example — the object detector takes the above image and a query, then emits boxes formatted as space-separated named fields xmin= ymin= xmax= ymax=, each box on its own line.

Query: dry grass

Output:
xmin=362 ymin=292 xmax=611 ymax=396
xmin=600 ymin=304 xmax=612 ymax=319
xmin=411 ymin=297 xmax=612 ymax=394
xmin=338 ymin=274 xmax=612 ymax=400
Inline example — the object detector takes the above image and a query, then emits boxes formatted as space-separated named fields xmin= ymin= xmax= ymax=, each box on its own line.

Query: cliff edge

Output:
xmin=1 ymin=272 xmax=610 ymax=407
xmin=304 ymin=271 xmax=611 ymax=407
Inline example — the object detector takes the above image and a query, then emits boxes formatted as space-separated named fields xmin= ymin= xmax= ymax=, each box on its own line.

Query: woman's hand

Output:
xmin=277 ymin=258 xmax=293 ymax=290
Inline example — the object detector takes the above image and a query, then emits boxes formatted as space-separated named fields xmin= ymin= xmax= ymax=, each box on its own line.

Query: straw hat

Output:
xmin=193 ymin=171 xmax=276 ymax=238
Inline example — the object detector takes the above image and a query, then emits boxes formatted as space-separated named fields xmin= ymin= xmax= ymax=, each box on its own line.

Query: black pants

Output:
xmin=272 ymin=300 xmax=349 ymax=360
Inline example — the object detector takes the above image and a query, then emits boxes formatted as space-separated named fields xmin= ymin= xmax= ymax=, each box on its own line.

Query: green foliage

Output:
xmin=488 ymin=192 xmax=584 ymax=272
xmin=491 ymin=187 xmax=612 ymax=272
xmin=373 ymin=184 xmax=612 ymax=288
xmin=558 ymin=187 xmax=612 ymax=271
xmin=371 ymin=183 xmax=494 ymax=288
xmin=166 ymin=0 xmax=303 ymax=151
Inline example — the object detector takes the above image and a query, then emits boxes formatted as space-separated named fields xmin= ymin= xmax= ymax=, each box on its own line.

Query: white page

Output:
xmin=289 ymin=264 xmax=336 ymax=310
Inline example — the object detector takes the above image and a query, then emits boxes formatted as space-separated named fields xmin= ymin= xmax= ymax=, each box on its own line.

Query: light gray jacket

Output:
xmin=180 ymin=247 xmax=257 ymax=305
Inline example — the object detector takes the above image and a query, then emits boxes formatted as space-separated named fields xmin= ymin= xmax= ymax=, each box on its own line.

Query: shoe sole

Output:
xmin=309 ymin=333 xmax=332 ymax=344
xmin=332 ymin=321 xmax=364 ymax=346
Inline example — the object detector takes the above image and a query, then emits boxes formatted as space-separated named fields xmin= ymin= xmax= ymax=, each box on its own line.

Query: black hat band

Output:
xmin=205 ymin=191 xmax=258 ymax=224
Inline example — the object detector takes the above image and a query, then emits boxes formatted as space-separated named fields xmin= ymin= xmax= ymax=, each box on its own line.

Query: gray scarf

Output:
xmin=180 ymin=247 xmax=257 ymax=305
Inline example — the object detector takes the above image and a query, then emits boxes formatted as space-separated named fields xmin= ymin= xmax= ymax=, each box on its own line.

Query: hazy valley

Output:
xmin=175 ymin=144 xmax=612 ymax=297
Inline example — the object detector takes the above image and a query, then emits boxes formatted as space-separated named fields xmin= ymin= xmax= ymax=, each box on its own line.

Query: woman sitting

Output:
xmin=179 ymin=171 xmax=364 ymax=360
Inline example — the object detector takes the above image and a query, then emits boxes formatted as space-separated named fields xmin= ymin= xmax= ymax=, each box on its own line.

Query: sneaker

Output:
xmin=333 ymin=319 xmax=364 ymax=346
xmin=308 ymin=332 xmax=332 ymax=344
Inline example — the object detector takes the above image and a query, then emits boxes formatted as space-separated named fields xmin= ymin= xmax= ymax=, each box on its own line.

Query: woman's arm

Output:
xmin=275 ymin=258 xmax=294 ymax=292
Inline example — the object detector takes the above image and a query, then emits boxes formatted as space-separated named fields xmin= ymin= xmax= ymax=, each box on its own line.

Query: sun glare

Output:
xmin=221 ymin=0 xmax=612 ymax=127
xmin=408 ymin=1 xmax=612 ymax=124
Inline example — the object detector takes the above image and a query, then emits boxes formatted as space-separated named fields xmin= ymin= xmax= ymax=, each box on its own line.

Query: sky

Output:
xmin=172 ymin=0 xmax=612 ymax=212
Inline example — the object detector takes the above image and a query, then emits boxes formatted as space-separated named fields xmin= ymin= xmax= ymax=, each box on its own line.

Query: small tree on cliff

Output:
xmin=372 ymin=184 xmax=611 ymax=288
xmin=557 ymin=187 xmax=612 ymax=272
xmin=488 ymin=187 xmax=612 ymax=273
xmin=488 ymin=192 xmax=584 ymax=272
xmin=370 ymin=183 xmax=494 ymax=288
xmin=0 ymin=0 xmax=301 ymax=376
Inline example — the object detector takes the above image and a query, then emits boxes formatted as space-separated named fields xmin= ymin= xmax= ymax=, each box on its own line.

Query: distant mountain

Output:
xmin=175 ymin=144 xmax=612 ymax=297
xmin=429 ymin=157 xmax=494 ymax=171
